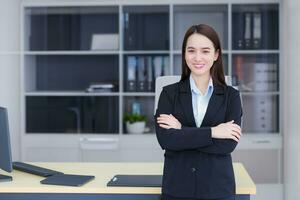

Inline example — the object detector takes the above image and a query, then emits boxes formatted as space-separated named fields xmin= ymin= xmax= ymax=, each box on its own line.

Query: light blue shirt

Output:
xmin=190 ymin=75 xmax=214 ymax=127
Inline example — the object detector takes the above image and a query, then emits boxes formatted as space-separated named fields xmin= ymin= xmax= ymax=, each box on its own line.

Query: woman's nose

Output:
xmin=194 ymin=52 xmax=203 ymax=61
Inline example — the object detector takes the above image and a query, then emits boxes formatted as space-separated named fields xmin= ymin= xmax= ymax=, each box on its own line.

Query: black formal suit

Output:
xmin=155 ymin=78 xmax=243 ymax=199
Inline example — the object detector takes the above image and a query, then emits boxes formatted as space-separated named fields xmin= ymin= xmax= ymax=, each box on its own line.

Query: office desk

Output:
xmin=0 ymin=162 xmax=256 ymax=200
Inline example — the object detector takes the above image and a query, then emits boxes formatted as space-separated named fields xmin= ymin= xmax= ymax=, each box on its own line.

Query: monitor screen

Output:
xmin=0 ymin=107 xmax=13 ymax=182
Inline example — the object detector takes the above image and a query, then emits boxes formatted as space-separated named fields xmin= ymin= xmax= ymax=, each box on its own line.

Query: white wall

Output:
xmin=285 ymin=0 xmax=300 ymax=199
xmin=0 ymin=0 xmax=21 ymax=161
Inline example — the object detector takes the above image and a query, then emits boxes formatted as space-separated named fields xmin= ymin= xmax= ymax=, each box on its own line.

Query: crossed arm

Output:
xmin=155 ymin=88 xmax=243 ymax=155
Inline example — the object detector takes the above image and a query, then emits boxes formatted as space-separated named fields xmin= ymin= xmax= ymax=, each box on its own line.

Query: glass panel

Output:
xmin=174 ymin=55 xmax=182 ymax=76
xmin=25 ymin=6 xmax=119 ymax=51
xmin=173 ymin=5 xmax=228 ymax=50
xmin=25 ymin=55 xmax=119 ymax=92
xmin=173 ymin=54 xmax=228 ymax=76
xmin=123 ymin=54 xmax=170 ymax=92
xmin=26 ymin=96 xmax=119 ymax=133
xmin=232 ymin=4 xmax=279 ymax=50
xmin=123 ymin=5 xmax=169 ymax=50
xmin=241 ymin=95 xmax=279 ymax=133
xmin=123 ymin=97 xmax=155 ymax=134
xmin=222 ymin=54 xmax=228 ymax=75
xmin=232 ymin=54 xmax=279 ymax=92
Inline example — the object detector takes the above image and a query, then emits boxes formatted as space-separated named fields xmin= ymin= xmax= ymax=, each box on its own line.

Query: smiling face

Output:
xmin=185 ymin=33 xmax=219 ymax=79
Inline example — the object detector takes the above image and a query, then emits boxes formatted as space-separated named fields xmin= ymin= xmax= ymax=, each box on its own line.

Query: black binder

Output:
xmin=40 ymin=174 xmax=95 ymax=187
xmin=107 ymin=175 xmax=162 ymax=187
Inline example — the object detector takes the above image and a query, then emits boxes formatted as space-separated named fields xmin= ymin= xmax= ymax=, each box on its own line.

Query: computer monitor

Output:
xmin=0 ymin=107 xmax=13 ymax=182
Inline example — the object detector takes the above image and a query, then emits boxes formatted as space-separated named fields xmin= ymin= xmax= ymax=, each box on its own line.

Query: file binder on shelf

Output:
xmin=126 ymin=56 xmax=137 ymax=92
xmin=153 ymin=56 xmax=164 ymax=79
xmin=146 ymin=56 xmax=154 ymax=92
xmin=233 ymin=12 xmax=245 ymax=49
xmin=137 ymin=57 xmax=146 ymax=92
xmin=253 ymin=12 xmax=262 ymax=49
xmin=244 ymin=12 xmax=252 ymax=49
xmin=163 ymin=56 xmax=169 ymax=76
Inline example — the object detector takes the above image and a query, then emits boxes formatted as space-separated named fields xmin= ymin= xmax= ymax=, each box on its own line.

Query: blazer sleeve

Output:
xmin=155 ymin=88 xmax=213 ymax=151
xmin=197 ymin=88 xmax=243 ymax=155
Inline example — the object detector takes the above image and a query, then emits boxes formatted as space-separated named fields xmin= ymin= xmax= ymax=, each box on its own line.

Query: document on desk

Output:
xmin=40 ymin=174 xmax=95 ymax=187
xmin=107 ymin=175 xmax=162 ymax=187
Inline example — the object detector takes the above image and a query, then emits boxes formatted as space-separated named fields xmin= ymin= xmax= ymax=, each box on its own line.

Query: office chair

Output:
xmin=154 ymin=75 xmax=233 ymax=114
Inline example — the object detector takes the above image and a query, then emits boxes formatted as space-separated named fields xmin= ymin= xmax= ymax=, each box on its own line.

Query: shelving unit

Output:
xmin=21 ymin=0 xmax=282 ymax=188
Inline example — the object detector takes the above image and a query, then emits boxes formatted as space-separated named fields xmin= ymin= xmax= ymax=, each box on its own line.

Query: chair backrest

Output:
xmin=154 ymin=75 xmax=232 ymax=114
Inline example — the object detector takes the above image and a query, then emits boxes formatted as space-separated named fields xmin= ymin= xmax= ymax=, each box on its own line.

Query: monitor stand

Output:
xmin=0 ymin=174 xmax=12 ymax=182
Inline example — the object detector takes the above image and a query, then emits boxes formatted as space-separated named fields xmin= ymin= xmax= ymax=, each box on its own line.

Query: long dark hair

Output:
xmin=181 ymin=24 xmax=226 ymax=86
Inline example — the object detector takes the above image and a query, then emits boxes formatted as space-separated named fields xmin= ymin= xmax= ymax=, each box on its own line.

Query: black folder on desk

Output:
xmin=40 ymin=174 xmax=95 ymax=187
xmin=107 ymin=175 xmax=162 ymax=187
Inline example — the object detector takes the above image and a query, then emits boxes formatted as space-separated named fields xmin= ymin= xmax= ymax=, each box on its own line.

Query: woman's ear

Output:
xmin=214 ymin=49 xmax=219 ymax=61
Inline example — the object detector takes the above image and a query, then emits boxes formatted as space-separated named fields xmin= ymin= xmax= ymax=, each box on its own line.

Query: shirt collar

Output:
xmin=189 ymin=75 xmax=213 ymax=96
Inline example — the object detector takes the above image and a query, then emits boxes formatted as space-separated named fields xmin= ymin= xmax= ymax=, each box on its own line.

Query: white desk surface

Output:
xmin=0 ymin=162 xmax=256 ymax=194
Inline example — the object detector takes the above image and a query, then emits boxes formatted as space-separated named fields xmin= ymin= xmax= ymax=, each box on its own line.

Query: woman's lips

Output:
xmin=194 ymin=64 xmax=205 ymax=69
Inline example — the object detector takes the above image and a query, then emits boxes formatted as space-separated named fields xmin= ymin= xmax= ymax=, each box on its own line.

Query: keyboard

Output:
xmin=13 ymin=162 xmax=64 ymax=177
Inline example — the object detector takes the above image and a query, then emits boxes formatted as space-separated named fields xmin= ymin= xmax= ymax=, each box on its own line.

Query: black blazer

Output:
xmin=155 ymin=78 xmax=242 ymax=199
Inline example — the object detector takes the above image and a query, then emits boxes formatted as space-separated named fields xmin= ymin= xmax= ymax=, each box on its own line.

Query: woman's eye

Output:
xmin=187 ymin=50 xmax=195 ymax=53
xmin=203 ymin=51 xmax=210 ymax=54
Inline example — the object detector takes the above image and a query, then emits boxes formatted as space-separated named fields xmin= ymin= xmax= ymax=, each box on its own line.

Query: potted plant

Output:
xmin=124 ymin=113 xmax=147 ymax=134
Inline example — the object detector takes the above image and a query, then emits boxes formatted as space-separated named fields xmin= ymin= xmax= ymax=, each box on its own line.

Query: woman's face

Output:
xmin=185 ymin=33 xmax=219 ymax=78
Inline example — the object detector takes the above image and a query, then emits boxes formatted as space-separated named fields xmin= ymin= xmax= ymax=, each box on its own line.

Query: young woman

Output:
xmin=155 ymin=24 xmax=242 ymax=200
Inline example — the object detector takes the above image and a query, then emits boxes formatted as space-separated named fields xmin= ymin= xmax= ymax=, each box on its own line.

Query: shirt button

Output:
xmin=191 ymin=167 xmax=196 ymax=172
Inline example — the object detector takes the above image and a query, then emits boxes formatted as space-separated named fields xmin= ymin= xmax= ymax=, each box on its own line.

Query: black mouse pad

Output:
xmin=41 ymin=174 xmax=95 ymax=187
xmin=107 ymin=175 xmax=162 ymax=187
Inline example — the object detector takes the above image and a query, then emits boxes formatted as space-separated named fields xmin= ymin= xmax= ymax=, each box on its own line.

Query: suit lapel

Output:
xmin=178 ymin=78 xmax=225 ymax=127
xmin=201 ymin=85 xmax=225 ymax=127
xmin=178 ymin=79 xmax=196 ymax=127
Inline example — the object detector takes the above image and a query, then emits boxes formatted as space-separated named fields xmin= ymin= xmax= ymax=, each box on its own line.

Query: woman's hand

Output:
xmin=157 ymin=114 xmax=182 ymax=129
xmin=211 ymin=120 xmax=242 ymax=142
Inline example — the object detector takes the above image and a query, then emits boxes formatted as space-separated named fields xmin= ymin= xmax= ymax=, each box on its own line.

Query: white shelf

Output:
xmin=122 ymin=92 xmax=155 ymax=96
xmin=231 ymin=50 xmax=280 ymax=54
xmin=20 ymin=1 xmax=282 ymax=173
xmin=123 ymin=50 xmax=169 ymax=54
xmin=236 ymin=134 xmax=282 ymax=150
xmin=25 ymin=92 xmax=120 ymax=96
xmin=24 ymin=51 xmax=120 ymax=55
xmin=240 ymin=91 xmax=280 ymax=95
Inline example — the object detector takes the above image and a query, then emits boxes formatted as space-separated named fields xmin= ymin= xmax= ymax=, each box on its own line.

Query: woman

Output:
xmin=155 ymin=24 xmax=242 ymax=200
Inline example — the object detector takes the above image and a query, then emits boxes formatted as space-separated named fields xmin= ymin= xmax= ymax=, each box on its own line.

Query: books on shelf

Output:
xmin=137 ymin=57 xmax=146 ymax=92
xmin=244 ymin=12 xmax=252 ymax=49
xmin=252 ymin=12 xmax=262 ymax=49
xmin=234 ymin=12 xmax=245 ymax=49
xmin=126 ymin=56 xmax=138 ymax=92
xmin=146 ymin=56 xmax=153 ymax=92
xmin=125 ymin=55 xmax=168 ymax=92
xmin=234 ymin=11 xmax=263 ymax=49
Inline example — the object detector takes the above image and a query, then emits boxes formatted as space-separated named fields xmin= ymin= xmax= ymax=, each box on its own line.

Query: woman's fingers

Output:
xmin=231 ymin=126 xmax=241 ymax=136
xmin=231 ymin=131 xmax=240 ymax=140
xmin=227 ymin=124 xmax=242 ymax=136
xmin=230 ymin=135 xmax=239 ymax=142
xmin=232 ymin=124 xmax=242 ymax=132
xmin=159 ymin=123 xmax=171 ymax=129
xmin=157 ymin=114 xmax=181 ymax=129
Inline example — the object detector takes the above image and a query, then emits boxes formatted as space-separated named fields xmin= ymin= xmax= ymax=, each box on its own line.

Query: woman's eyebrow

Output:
xmin=186 ymin=46 xmax=211 ymax=50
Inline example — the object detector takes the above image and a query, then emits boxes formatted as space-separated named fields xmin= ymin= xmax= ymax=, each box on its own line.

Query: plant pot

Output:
xmin=126 ymin=121 xmax=146 ymax=134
